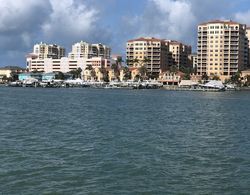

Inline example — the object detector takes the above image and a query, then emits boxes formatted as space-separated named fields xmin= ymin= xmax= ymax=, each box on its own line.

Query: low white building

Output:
xmin=27 ymin=56 xmax=111 ymax=73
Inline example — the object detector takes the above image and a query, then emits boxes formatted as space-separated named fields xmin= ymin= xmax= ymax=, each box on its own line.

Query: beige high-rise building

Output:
xmin=165 ymin=40 xmax=192 ymax=69
xmin=33 ymin=42 xmax=65 ymax=59
xmin=197 ymin=20 xmax=248 ymax=80
xmin=68 ymin=41 xmax=111 ymax=59
xmin=188 ymin=53 xmax=198 ymax=69
xmin=246 ymin=27 xmax=250 ymax=66
xmin=126 ymin=37 xmax=170 ymax=75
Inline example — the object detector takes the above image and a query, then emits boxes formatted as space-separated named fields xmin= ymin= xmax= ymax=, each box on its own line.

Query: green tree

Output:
xmin=122 ymin=66 xmax=131 ymax=81
xmin=211 ymin=75 xmax=220 ymax=80
xmin=111 ymin=63 xmax=120 ymax=80
xmin=55 ymin=72 xmax=65 ymax=80
xmin=138 ymin=65 xmax=148 ymax=80
xmin=134 ymin=74 xmax=142 ymax=82
xmin=86 ymin=65 xmax=93 ymax=70
xmin=169 ymin=65 xmax=178 ymax=73
xmin=183 ymin=73 xmax=191 ymax=80
xmin=202 ymin=73 xmax=209 ymax=81
xmin=99 ymin=67 xmax=109 ymax=82
xmin=230 ymin=71 xmax=241 ymax=86
xmin=10 ymin=72 xmax=18 ymax=81
xmin=90 ymin=69 xmax=96 ymax=80
xmin=70 ymin=68 xmax=82 ymax=79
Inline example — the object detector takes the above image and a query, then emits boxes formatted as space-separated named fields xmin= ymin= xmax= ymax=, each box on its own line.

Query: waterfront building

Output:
xmin=126 ymin=37 xmax=170 ymax=75
xmin=18 ymin=73 xmax=42 ymax=81
xmin=158 ymin=70 xmax=184 ymax=85
xmin=0 ymin=66 xmax=25 ymax=78
xmin=165 ymin=40 xmax=192 ymax=69
xmin=246 ymin=27 xmax=250 ymax=66
xmin=27 ymin=42 xmax=111 ymax=74
xmin=33 ymin=42 xmax=65 ymax=59
xmin=197 ymin=20 xmax=248 ymax=81
xmin=68 ymin=41 xmax=111 ymax=59
xmin=188 ymin=53 xmax=198 ymax=69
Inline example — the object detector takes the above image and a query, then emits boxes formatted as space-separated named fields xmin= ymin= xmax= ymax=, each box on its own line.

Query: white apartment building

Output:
xmin=27 ymin=41 xmax=111 ymax=73
xmin=68 ymin=41 xmax=111 ymax=59
xmin=197 ymin=20 xmax=248 ymax=80
xmin=33 ymin=42 xmax=65 ymax=59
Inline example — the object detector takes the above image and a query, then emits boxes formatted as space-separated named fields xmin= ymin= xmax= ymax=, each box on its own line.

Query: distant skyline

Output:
xmin=0 ymin=0 xmax=250 ymax=66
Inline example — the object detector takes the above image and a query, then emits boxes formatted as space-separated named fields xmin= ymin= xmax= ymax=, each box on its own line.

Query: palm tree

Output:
xmin=55 ymin=71 xmax=65 ymax=80
xmin=138 ymin=65 xmax=148 ymax=80
xmin=90 ymin=69 xmax=96 ymax=80
xmin=202 ymin=73 xmax=209 ymax=81
xmin=99 ymin=67 xmax=109 ymax=82
xmin=230 ymin=71 xmax=241 ymax=86
xmin=116 ymin=57 xmax=123 ymax=68
xmin=111 ymin=63 xmax=120 ymax=80
xmin=86 ymin=64 xmax=93 ymax=71
xmin=122 ymin=66 xmax=131 ymax=81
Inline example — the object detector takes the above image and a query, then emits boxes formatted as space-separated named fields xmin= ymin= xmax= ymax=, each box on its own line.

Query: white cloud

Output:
xmin=152 ymin=0 xmax=196 ymax=40
xmin=42 ymin=0 xmax=98 ymax=43
xmin=0 ymin=0 xmax=49 ymax=33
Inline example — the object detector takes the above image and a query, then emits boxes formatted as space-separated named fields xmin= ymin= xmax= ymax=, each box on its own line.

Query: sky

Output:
xmin=0 ymin=0 xmax=250 ymax=67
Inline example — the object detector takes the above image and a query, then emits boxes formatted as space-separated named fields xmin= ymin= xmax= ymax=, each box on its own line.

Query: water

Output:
xmin=0 ymin=87 xmax=250 ymax=194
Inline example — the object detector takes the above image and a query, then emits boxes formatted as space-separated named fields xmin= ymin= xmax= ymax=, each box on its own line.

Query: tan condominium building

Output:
xmin=126 ymin=37 xmax=171 ymax=75
xmin=197 ymin=20 xmax=248 ymax=80
xmin=165 ymin=40 xmax=192 ymax=69
xmin=188 ymin=53 xmax=198 ymax=69
xmin=68 ymin=41 xmax=111 ymax=59
xmin=246 ymin=27 xmax=250 ymax=66
xmin=33 ymin=42 xmax=65 ymax=59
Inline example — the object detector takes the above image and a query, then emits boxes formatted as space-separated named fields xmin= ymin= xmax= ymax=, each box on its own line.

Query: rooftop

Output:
xmin=127 ymin=37 xmax=164 ymax=43
xmin=0 ymin=66 xmax=25 ymax=71
xmin=199 ymin=19 xmax=241 ymax=26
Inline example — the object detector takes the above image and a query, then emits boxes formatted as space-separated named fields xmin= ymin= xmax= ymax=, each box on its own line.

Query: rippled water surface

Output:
xmin=0 ymin=87 xmax=250 ymax=194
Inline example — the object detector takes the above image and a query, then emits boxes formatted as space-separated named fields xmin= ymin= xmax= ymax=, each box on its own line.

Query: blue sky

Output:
xmin=0 ymin=0 xmax=250 ymax=66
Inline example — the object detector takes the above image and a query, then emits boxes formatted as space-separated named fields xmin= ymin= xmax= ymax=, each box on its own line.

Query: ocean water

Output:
xmin=0 ymin=87 xmax=250 ymax=194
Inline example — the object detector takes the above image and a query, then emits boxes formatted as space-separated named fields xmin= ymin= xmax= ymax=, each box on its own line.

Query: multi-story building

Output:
xmin=197 ymin=20 xmax=248 ymax=80
xmin=27 ymin=41 xmax=111 ymax=73
xmin=165 ymin=40 xmax=192 ymax=69
xmin=68 ymin=41 xmax=111 ymax=59
xmin=188 ymin=53 xmax=198 ymax=69
xmin=246 ymin=27 xmax=250 ymax=66
xmin=126 ymin=37 xmax=170 ymax=75
xmin=33 ymin=42 xmax=65 ymax=59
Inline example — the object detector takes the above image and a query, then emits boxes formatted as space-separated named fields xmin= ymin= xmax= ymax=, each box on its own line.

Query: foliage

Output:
xmin=211 ymin=75 xmax=220 ymax=80
xmin=55 ymin=72 xmax=65 ymax=80
xmin=169 ymin=65 xmax=178 ymax=73
xmin=111 ymin=63 xmax=120 ymax=79
xmin=183 ymin=73 xmax=191 ymax=80
xmin=90 ymin=69 xmax=96 ymax=79
xmin=229 ymin=71 xmax=241 ymax=86
xmin=201 ymin=73 xmax=209 ymax=81
xmin=70 ymin=68 xmax=82 ymax=79
xmin=86 ymin=65 xmax=93 ymax=70
xmin=134 ymin=74 xmax=142 ymax=81
xmin=10 ymin=72 xmax=18 ymax=81
xmin=138 ymin=65 xmax=148 ymax=80
xmin=99 ymin=67 xmax=109 ymax=82
xmin=244 ymin=75 xmax=250 ymax=86
xmin=122 ymin=66 xmax=131 ymax=80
